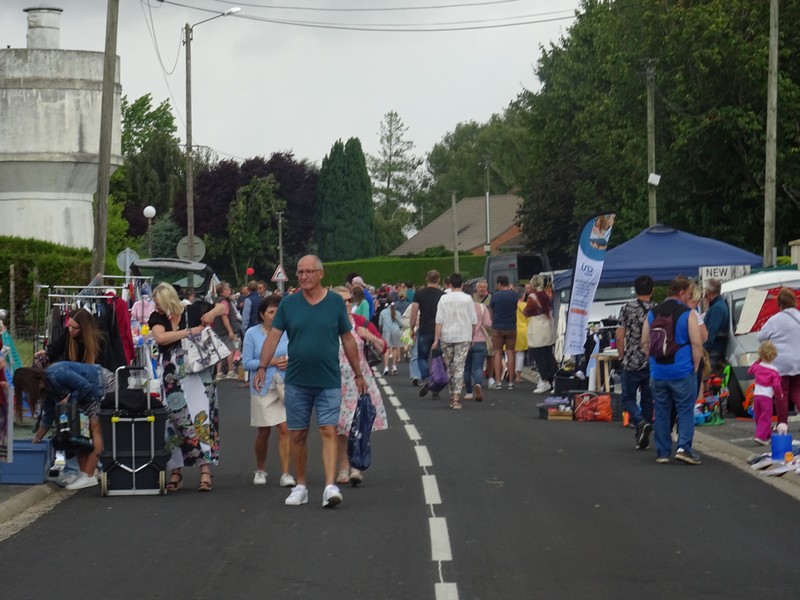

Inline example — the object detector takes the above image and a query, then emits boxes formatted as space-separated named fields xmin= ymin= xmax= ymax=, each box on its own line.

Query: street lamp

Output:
xmin=184 ymin=6 xmax=241 ymax=262
xmin=143 ymin=205 xmax=156 ymax=257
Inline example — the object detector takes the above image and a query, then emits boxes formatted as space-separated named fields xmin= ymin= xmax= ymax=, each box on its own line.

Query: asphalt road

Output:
xmin=2 ymin=364 xmax=800 ymax=600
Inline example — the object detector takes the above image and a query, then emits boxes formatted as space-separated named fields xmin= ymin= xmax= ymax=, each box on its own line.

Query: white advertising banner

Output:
xmin=563 ymin=213 xmax=616 ymax=356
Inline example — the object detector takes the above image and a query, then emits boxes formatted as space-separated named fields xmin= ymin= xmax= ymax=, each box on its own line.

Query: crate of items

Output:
xmin=0 ymin=439 xmax=52 ymax=484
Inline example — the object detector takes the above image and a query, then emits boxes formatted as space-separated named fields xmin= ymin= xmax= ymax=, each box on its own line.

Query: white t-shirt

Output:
xmin=435 ymin=290 xmax=478 ymax=343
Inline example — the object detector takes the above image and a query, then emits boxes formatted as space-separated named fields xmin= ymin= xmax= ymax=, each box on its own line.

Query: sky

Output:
xmin=1 ymin=0 xmax=582 ymax=166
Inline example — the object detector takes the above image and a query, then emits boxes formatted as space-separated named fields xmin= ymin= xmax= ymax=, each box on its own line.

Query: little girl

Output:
xmin=748 ymin=341 xmax=784 ymax=445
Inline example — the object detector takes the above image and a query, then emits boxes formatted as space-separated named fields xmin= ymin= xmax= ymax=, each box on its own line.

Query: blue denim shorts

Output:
xmin=284 ymin=384 xmax=341 ymax=430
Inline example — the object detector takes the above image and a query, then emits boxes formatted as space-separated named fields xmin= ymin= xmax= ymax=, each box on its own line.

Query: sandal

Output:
xmin=450 ymin=400 xmax=462 ymax=410
xmin=198 ymin=471 xmax=213 ymax=492
xmin=166 ymin=470 xmax=183 ymax=492
xmin=336 ymin=469 xmax=350 ymax=485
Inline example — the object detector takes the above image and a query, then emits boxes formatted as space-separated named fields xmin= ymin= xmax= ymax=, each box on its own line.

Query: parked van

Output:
xmin=483 ymin=252 xmax=552 ymax=291
xmin=721 ymin=268 xmax=800 ymax=416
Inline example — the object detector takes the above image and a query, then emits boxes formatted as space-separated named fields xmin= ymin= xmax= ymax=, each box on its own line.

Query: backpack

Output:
xmin=648 ymin=300 xmax=690 ymax=364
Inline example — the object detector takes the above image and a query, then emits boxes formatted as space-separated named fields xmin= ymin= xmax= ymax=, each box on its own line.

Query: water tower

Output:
xmin=0 ymin=7 xmax=122 ymax=249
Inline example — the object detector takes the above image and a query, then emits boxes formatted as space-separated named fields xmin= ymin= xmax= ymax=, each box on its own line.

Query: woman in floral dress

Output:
xmin=332 ymin=286 xmax=388 ymax=486
xmin=149 ymin=283 xmax=219 ymax=492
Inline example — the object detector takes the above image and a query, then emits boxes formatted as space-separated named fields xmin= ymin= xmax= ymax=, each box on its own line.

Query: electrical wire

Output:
xmin=211 ymin=0 xmax=526 ymax=12
xmin=161 ymin=0 xmax=577 ymax=32
xmin=144 ymin=0 xmax=183 ymax=75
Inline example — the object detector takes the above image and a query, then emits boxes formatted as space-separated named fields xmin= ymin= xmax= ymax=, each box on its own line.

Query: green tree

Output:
xmin=315 ymin=138 xmax=377 ymax=261
xmin=121 ymin=93 xmax=179 ymax=157
xmin=368 ymin=111 xmax=422 ymax=214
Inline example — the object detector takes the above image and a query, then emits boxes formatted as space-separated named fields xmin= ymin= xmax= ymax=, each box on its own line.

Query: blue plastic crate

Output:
xmin=0 ymin=439 xmax=52 ymax=484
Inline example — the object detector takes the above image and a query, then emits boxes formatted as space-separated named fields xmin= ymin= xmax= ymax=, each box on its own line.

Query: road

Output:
xmin=2 ymin=364 xmax=800 ymax=599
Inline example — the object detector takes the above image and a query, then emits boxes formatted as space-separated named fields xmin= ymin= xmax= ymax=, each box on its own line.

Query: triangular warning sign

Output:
xmin=271 ymin=264 xmax=288 ymax=282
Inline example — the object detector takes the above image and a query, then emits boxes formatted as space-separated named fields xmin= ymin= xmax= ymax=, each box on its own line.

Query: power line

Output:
xmin=161 ymin=1 xmax=577 ymax=32
xmin=211 ymin=0 xmax=526 ymax=12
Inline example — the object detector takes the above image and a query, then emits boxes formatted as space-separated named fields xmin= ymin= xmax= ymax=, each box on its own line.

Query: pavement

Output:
xmin=2 ymin=366 xmax=799 ymax=526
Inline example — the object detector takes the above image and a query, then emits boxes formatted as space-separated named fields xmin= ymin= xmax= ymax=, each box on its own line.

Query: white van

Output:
xmin=721 ymin=269 xmax=800 ymax=416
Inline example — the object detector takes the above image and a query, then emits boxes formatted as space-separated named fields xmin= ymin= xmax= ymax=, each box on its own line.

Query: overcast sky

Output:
xmin=1 ymin=0 xmax=581 ymax=166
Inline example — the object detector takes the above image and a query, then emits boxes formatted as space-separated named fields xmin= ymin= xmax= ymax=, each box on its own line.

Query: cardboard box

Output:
xmin=0 ymin=439 xmax=52 ymax=484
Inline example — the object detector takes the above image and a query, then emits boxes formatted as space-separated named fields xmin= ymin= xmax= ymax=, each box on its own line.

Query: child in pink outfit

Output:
xmin=748 ymin=341 xmax=784 ymax=445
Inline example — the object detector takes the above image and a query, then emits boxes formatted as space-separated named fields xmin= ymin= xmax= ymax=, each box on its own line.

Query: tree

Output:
xmin=315 ymin=138 xmax=377 ymax=261
xmin=121 ymin=94 xmax=179 ymax=158
xmin=368 ymin=111 xmax=422 ymax=214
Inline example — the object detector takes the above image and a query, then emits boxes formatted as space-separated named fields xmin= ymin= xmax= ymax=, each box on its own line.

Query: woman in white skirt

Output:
xmin=242 ymin=295 xmax=295 ymax=488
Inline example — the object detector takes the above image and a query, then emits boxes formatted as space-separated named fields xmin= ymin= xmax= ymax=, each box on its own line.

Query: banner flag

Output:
xmin=563 ymin=213 xmax=616 ymax=356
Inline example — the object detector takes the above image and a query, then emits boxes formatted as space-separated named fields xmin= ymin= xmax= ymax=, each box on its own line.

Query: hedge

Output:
xmin=316 ymin=255 xmax=485 ymax=289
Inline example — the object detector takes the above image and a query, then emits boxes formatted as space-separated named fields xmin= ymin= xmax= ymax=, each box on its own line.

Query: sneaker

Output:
xmin=464 ymin=393 xmax=474 ymax=400
xmin=636 ymin=423 xmax=653 ymax=450
xmin=411 ymin=377 xmax=420 ymax=387
xmin=675 ymin=448 xmax=702 ymax=465
xmin=488 ymin=377 xmax=496 ymax=387
xmin=285 ymin=485 xmax=309 ymax=506
xmin=507 ymin=382 xmax=514 ymax=390
xmin=253 ymin=470 xmax=267 ymax=485
xmin=55 ymin=472 xmax=80 ymax=487
xmin=474 ymin=383 xmax=483 ymax=402
xmin=754 ymin=437 xmax=770 ymax=446
xmin=488 ymin=382 xmax=503 ymax=390
xmin=349 ymin=469 xmax=363 ymax=486
xmin=419 ymin=380 xmax=430 ymax=397
xmin=322 ymin=484 xmax=342 ymax=508
xmin=656 ymin=456 xmax=670 ymax=464
xmin=533 ymin=380 xmax=551 ymax=394
xmin=65 ymin=473 xmax=98 ymax=490
xmin=391 ymin=367 xmax=398 ymax=375
xmin=279 ymin=473 xmax=296 ymax=487
xmin=383 ymin=367 xmax=389 ymax=375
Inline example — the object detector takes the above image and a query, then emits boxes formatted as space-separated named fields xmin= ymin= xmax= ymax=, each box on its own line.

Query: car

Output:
xmin=721 ymin=269 xmax=800 ymax=416
xmin=129 ymin=258 xmax=218 ymax=301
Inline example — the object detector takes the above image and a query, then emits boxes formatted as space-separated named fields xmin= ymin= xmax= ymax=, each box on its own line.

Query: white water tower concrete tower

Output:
xmin=0 ymin=6 xmax=122 ymax=249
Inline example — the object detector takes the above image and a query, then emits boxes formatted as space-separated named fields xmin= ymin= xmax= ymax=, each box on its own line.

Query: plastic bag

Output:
xmin=428 ymin=348 xmax=449 ymax=392
xmin=348 ymin=393 xmax=376 ymax=470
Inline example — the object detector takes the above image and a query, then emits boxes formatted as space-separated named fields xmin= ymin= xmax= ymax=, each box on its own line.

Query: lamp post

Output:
xmin=143 ymin=205 xmax=156 ymax=257
xmin=184 ymin=6 xmax=240 ymax=262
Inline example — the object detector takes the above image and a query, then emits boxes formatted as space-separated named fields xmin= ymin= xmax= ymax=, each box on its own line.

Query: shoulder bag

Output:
xmin=178 ymin=326 xmax=231 ymax=374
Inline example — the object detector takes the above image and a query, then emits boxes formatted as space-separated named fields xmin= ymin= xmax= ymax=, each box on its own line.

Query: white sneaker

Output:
xmin=464 ymin=393 xmax=474 ymax=400
xmin=533 ymin=380 xmax=551 ymax=394
xmin=285 ymin=485 xmax=308 ymax=506
xmin=322 ymin=484 xmax=342 ymax=508
xmin=55 ymin=472 xmax=80 ymax=487
xmin=65 ymin=473 xmax=99 ymax=490
xmin=488 ymin=377 xmax=496 ymax=387
xmin=279 ymin=473 xmax=296 ymax=488
xmin=253 ymin=470 xmax=267 ymax=485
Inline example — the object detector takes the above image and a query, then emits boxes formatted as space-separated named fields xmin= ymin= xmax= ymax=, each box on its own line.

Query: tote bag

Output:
xmin=179 ymin=327 xmax=231 ymax=374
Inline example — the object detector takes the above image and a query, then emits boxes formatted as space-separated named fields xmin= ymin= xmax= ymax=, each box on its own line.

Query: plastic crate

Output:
xmin=0 ymin=439 xmax=52 ymax=484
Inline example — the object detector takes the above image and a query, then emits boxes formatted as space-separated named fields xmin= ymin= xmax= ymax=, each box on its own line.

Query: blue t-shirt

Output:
xmin=647 ymin=303 xmax=694 ymax=380
xmin=490 ymin=289 xmax=518 ymax=330
xmin=272 ymin=291 xmax=352 ymax=388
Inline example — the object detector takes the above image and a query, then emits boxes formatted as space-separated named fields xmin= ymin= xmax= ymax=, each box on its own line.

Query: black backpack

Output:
xmin=648 ymin=300 xmax=690 ymax=364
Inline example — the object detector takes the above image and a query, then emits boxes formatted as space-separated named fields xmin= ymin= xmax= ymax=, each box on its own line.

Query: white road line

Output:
xmin=405 ymin=424 xmax=421 ymax=441
xmin=435 ymin=583 xmax=459 ymax=600
xmin=388 ymin=395 xmax=401 ymax=407
xmin=415 ymin=445 xmax=432 ymax=467
xmin=429 ymin=517 xmax=453 ymax=561
xmin=422 ymin=474 xmax=441 ymax=505
xmin=396 ymin=408 xmax=410 ymax=421
xmin=383 ymin=385 xmax=394 ymax=395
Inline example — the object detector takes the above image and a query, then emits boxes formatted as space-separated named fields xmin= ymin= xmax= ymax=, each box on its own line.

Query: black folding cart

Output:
xmin=98 ymin=366 xmax=168 ymax=496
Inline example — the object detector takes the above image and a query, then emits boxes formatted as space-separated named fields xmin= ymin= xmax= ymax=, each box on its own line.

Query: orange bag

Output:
xmin=573 ymin=392 xmax=613 ymax=422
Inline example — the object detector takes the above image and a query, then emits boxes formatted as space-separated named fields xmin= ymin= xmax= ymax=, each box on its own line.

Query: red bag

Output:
xmin=573 ymin=392 xmax=613 ymax=422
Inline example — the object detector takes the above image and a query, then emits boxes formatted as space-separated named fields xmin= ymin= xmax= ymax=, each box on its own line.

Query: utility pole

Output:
xmin=92 ymin=0 xmax=119 ymax=276
xmin=451 ymin=191 xmax=459 ymax=273
xmin=184 ymin=22 xmax=195 ymax=262
xmin=763 ymin=0 xmax=779 ymax=266
xmin=484 ymin=158 xmax=491 ymax=255
xmin=646 ymin=60 xmax=658 ymax=227
xmin=277 ymin=211 xmax=284 ymax=293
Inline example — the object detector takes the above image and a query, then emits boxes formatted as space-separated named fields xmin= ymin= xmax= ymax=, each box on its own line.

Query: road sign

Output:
xmin=177 ymin=236 xmax=206 ymax=261
xmin=271 ymin=264 xmax=288 ymax=282
xmin=116 ymin=248 xmax=140 ymax=273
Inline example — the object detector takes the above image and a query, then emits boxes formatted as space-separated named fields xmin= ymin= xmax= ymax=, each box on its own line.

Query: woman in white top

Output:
xmin=757 ymin=288 xmax=800 ymax=422
xmin=432 ymin=274 xmax=478 ymax=410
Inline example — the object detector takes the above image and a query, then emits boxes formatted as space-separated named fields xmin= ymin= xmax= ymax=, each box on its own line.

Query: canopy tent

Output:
xmin=553 ymin=224 xmax=763 ymax=291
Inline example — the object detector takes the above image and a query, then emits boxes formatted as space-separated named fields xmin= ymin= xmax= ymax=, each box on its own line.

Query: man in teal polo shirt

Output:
xmin=254 ymin=255 xmax=367 ymax=508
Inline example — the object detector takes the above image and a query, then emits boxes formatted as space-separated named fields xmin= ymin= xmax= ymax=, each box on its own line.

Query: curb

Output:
xmin=0 ymin=483 xmax=61 ymax=525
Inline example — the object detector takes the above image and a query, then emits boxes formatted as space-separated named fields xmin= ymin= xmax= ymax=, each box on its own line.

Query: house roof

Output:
xmin=390 ymin=194 xmax=522 ymax=256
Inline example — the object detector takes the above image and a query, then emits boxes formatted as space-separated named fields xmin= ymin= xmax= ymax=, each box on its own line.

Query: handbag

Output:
xmin=178 ymin=327 xmax=231 ymax=374
xmin=364 ymin=341 xmax=383 ymax=367
xmin=348 ymin=393 xmax=376 ymax=470
xmin=572 ymin=392 xmax=613 ymax=422
xmin=428 ymin=348 xmax=449 ymax=392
